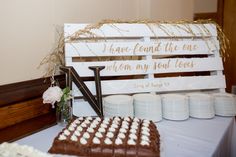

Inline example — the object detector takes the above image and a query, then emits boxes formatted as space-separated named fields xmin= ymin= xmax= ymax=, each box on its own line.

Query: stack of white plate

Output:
xmin=103 ymin=95 xmax=133 ymax=117
xmin=133 ymin=93 xmax=162 ymax=122
xmin=161 ymin=94 xmax=189 ymax=120
xmin=188 ymin=93 xmax=215 ymax=119
xmin=212 ymin=93 xmax=236 ymax=116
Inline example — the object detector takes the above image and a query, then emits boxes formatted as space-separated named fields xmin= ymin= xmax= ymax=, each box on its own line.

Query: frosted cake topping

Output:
xmin=70 ymin=122 xmax=77 ymax=128
xmin=95 ymin=132 xmax=103 ymax=138
xmin=130 ymin=128 xmax=137 ymax=134
xmin=118 ymin=133 xmax=125 ymax=139
xmin=78 ymin=117 xmax=84 ymax=120
xmin=141 ymin=140 xmax=150 ymax=146
xmin=63 ymin=129 xmax=70 ymax=136
xmin=93 ymin=137 xmax=100 ymax=144
xmin=129 ymin=133 xmax=137 ymax=140
xmin=81 ymin=123 xmax=87 ymax=128
xmin=69 ymin=126 xmax=75 ymax=131
xmin=74 ymin=119 xmax=80 ymax=124
xmin=74 ymin=130 xmax=81 ymax=136
xmin=76 ymin=126 xmax=83 ymax=132
xmin=80 ymin=137 xmax=87 ymax=145
xmin=108 ymin=127 xmax=116 ymax=132
xmin=128 ymin=139 xmax=136 ymax=145
xmin=141 ymin=135 xmax=150 ymax=141
xmin=71 ymin=135 xmax=78 ymax=141
xmin=104 ymin=138 xmax=112 ymax=145
xmin=98 ymin=127 xmax=106 ymax=133
xmin=101 ymin=123 xmax=108 ymax=128
xmin=87 ymin=127 xmax=94 ymax=133
xmin=142 ymin=130 xmax=150 ymax=136
xmin=86 ymin=116 xmax=93 ymax=120
xmin=58 ymin=134 xmax=66 ymax=140
xmin=115 ymin=138 xmax=123 ymax=145
xmin=111 ymin=123 xmax=118 ymax=128
xmin=83 ymin=132 xmax=90 ymax=139
xmin=119 ymin=128 xmax=127 ymax=133
xmin=106 ymin=132 xmax=114 ymax=138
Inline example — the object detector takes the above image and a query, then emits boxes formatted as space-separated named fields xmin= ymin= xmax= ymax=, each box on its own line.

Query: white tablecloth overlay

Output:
xmin=16 ymin=117 xmax=236 ymax=157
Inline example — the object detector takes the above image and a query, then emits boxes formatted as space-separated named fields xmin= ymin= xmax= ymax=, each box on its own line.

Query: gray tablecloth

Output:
xmin=16 ymin=116 xmax=236 ymax=157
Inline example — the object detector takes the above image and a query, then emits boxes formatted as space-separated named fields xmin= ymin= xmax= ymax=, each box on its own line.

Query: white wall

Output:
xmin=150 ymin=0 xmax=194 ymax=20
xmin=194 ymin=0 xmax=218 ymax=13
xmin=0 ymin=0 xmax=195 ymax=85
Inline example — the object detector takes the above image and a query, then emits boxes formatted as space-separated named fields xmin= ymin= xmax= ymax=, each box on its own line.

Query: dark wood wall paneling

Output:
xmin=194 ymin=12 xmax=218 ymax=23
xmin=194 ymin=1 xmax=236 ymax=95
xmin=0 ymin=74 xmax=66 ymax=142
xmin=223 ymin=0 xmax=236 ymax=93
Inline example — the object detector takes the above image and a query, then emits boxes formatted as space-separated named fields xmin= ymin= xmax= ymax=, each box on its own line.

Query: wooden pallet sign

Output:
xmin=63 ymin=22 xmax=226 ymax=117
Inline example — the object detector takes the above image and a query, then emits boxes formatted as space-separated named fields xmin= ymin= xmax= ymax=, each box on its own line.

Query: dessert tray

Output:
xmin=49 ymin=116 xmax=160 ymax=157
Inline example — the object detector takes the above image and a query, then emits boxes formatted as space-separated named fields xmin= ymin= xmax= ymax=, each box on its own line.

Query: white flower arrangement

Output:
xmin=43 ymin=85 xmax=73 ymax=123
xmin=43 ymin=86 xmax=72 ymax=108
xmin=42 ymin=86 xmax=63 ymax=108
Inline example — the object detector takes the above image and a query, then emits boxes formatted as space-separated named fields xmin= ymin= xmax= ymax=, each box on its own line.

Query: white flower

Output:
xmin=42 ymin=86 xmax=63 ymax=107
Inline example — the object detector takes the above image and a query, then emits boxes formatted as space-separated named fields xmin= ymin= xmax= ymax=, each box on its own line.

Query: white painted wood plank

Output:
xmin=209 ymin=37 xmax=225 ymax=92
xmin=65 ymin=40 xmax=218 ymax=57
xmin=64 ymin=23 xmax=217 ymax=38
xmin=143 ymin=37 xmax=154 ymax=80
xmin=67 ymin=57 xmax=223 ymax=77
xmin=72 ymin=75 xmax=226 ymax=96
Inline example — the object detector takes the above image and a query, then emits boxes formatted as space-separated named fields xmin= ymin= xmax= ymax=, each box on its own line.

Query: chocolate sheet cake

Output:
xmin=49 ymin=117 xmax=160 ymax=157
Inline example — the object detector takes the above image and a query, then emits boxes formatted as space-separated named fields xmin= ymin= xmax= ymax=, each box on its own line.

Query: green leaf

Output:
xmin=63 ymin=87 xmax=70 ymax=95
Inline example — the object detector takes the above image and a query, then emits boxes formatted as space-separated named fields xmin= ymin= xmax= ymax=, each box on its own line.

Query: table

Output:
xmin=16 ymin=116 xmax=236 ymax=157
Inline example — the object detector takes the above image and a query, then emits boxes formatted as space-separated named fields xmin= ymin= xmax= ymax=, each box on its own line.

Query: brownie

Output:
xmin=49 ymin=116 xmax=160 ymax=157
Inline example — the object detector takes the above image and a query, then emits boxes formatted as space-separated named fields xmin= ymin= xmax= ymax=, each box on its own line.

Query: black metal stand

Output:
xmin=89 ymin=66 xmax=105 ymax=117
